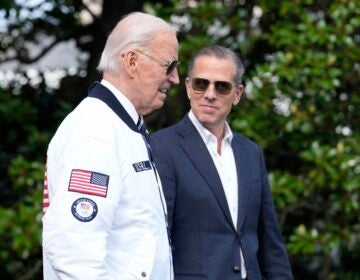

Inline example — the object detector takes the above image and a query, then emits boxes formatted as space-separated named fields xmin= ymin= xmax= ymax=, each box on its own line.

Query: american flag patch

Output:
xmin=68 ymin=169 xmax=109 ymax=197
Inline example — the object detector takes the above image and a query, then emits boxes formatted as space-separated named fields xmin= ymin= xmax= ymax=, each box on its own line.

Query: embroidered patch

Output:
xmin=132 ymin=161 xmax=152 ymax=172
xmin=71 ymin=197 xmax=98 ymax=222
xmin=68 ymin=169 xmax=109 ymax=197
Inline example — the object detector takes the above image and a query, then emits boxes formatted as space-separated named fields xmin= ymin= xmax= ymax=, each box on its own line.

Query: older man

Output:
xmin=42 ymin=12 xmax=179 ymax=279
xmin=151 ymin=45 xmax=293 ymax=280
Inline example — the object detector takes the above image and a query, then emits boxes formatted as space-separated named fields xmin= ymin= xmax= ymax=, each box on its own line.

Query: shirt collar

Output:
xmin=100 ymin=79 xmax=139 ymax=125
xmin=188 ymin=110 xmax=233 ymax=144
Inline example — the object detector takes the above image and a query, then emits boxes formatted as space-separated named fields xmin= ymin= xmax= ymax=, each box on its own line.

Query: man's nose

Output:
xmin=168 ymin=68 xmax=180 ymax=84
xmin=203 ymin=84 xmax=217 ymax=100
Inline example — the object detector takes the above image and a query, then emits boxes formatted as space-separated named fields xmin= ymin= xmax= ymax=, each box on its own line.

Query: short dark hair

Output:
xmin=187 ymin=45 xmax=245 ymax=85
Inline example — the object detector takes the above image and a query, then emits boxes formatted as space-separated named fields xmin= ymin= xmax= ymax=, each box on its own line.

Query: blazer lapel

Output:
xmin=232 ymin=135 xmax=251 ymax=232
xmin=177 ymin=116 xmax=235 ymax=229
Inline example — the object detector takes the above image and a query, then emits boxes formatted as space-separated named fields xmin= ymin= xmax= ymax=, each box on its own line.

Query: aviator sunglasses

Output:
xmin=190 ymin=77 xmax=235 ymax=95
xmin=135 ymin=49 xmax=180 ymax=75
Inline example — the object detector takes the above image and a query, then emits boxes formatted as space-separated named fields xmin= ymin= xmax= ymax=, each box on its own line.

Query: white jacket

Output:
xmin=43 ymin=82 xmax=172 ymax=279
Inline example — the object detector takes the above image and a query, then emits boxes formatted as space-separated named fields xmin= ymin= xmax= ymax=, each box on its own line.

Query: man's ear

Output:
xmin=233 ymin=84 xmax=244 ymax=106
xmin=122 ymin=51 xmax=138 ymax=78
xmin=185 ymin=77 xmax=192 ymax=100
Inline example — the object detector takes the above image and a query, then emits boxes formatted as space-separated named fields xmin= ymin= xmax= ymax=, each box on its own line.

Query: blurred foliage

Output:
xmin=0 ymin=0 xmax=359 ymax=279
xmin=0 ymin=156 xmax=43 ymax=279
xmin=0 ymin=80 xmax=72 ymax=279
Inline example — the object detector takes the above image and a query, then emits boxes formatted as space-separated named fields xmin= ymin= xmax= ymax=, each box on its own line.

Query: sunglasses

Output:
xmin=190 ymin=77 xmax=235 ymax=95
xmin=135 ymin=49 xmax=180 ymax=75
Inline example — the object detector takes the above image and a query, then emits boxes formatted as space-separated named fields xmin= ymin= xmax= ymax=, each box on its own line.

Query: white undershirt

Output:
xmin=188 ymin=110 xmax=247 ymax=279
xmin=100 ymin=79 xmax=138 ymax=124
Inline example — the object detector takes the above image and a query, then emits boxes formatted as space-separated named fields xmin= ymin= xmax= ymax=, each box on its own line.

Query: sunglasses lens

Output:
xmin=191 ymin=78 xmax=233 ymax=95
xmin=192 ymin=78 xmax=210 ymax=91
xmin=166 ymin=60 xmax=180 ymax=75
xmin=215 ymin=81 xmax=233 ymax=95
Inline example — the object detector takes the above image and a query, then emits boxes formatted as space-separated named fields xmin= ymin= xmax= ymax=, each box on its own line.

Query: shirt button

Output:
xmin=233 ymin=265 xmax=241 ymax=273
xmin=141 ymin=271 xmax=147 ymax=277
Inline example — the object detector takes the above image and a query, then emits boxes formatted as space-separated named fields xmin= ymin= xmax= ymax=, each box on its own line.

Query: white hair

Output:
xmin=97 ymin=12 xmax=177 ymax=74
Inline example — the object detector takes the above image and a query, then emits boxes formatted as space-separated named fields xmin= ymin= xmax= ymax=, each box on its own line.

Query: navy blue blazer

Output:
xmin=151 ymin=115 xmax=293 ymax=280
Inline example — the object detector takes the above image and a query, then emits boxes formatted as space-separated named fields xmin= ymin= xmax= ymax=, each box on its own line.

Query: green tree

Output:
xmin=0 ymin=0 xmax=359 ymax=279
xmin=233 ymin=1 xmax=360 ymax=278
xmin=154 ymin=0 xmax=360 ymax=278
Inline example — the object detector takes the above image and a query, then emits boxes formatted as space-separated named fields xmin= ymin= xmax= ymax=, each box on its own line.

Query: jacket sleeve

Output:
xmin=43 ymin=134 xmax=121 ymax=280
xmin=151 ymin=134 xmax=177 ymax=233
xmin=257 ymin=148 xmax=294 ymax=279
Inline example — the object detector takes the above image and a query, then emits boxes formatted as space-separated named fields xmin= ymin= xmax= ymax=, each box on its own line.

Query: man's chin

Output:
xmin=145 ymin=101 xmax=165 ymax=115
xmin=155 ymin=100 xmax=165 ymax=110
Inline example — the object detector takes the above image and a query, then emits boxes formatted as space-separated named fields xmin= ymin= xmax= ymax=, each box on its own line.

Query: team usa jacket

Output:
xmin=42 ymin=81 xmax=173 ymax=280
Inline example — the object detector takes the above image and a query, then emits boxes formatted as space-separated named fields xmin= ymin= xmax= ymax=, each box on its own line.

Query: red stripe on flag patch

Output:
xmin=43 ymin=165 xmax=49 ymax=214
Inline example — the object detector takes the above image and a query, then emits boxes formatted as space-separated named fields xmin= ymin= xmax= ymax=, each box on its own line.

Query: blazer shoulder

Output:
xmin=233 ymin=132 xmax=262 ymax=153
xmin=152 ymin=123 xmax=178 ymax=136
xmin=151 ymin=123 xmax=179 ymax=143
xmin=151 ymin=115 xmax=192 ymax=141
